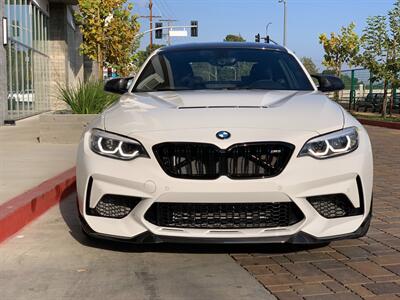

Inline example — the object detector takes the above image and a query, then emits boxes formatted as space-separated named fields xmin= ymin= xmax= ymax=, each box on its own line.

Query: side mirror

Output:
xmin=104 ymin=77 xmax=134 ymax=94
xmin=311 ymin=74 xmax=344 ymax=92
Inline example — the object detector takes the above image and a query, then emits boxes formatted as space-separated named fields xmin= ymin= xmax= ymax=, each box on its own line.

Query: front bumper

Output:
xmin=79 ymin=207 xmax=372 ymax=244
xmin=76 ymin=126 xmax=374 ymax=244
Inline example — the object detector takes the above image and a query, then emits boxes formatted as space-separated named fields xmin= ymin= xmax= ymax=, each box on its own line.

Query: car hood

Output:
xmin=103 ymin=90 xmax=344 ymax=135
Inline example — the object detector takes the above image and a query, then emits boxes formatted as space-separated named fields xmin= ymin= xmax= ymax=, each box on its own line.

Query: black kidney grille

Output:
xmin=153 ymin=142 xmax=294 ymax=179
xmin=144 ymin=202 xmax=304 ymax=229
xmin=307 ymin=194 xmax=364 ymax=219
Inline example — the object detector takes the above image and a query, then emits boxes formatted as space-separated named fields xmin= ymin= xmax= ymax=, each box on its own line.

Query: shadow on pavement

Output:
xmin=59 ymin=192 xmax=327 ymax=254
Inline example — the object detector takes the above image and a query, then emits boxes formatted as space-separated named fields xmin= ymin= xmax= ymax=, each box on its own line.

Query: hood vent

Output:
xmin=178 ymin=105 xmax=268 ymax=110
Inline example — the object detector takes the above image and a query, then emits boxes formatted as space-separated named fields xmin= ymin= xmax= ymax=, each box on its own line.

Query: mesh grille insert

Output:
xmin=152 ymin=142 xmax=294 ymax=180
xmin=307 ymin=194 xmax=363 ymax=219
xmin=144 ymin=202 xmax=304 ymax=229
xmin=89 ymin=195 xmax=142 ymax=219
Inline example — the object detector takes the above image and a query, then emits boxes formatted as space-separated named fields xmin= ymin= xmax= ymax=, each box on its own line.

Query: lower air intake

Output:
xmin=89 ymin=195 xmax=141 ymax=219
xmin=307 ymin=194 xmax=363 ymax=219
xmin=144 ymin=202 xmax=304 ymax=229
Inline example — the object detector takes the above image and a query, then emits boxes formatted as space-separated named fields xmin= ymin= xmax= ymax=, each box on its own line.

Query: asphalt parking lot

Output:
xmin=0 ymin=125 xmax=399 ymax=300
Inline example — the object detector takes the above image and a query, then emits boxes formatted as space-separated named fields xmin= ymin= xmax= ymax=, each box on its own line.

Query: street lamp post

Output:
xmin=278 ymin=0 xmax=287 ymax=47
xmin=266 ymin=22 xmax=272 ymax=37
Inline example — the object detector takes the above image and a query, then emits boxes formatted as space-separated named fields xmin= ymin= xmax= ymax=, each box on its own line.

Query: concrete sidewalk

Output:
xmin=0 ymin=192 xmax=276 ymax=300
xmin=0 ymin=116 xmax=77 ymax=204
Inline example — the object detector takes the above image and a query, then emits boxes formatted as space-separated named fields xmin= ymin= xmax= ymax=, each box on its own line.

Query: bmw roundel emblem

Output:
xmin=216 ymin=131 xmax=231 ymax=140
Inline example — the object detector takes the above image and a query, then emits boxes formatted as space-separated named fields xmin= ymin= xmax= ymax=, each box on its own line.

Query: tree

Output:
xmin=359 ymin=1 xmax=400 ymax=117
xmin=357 ymin=1 xmax=400 ymax=117
xmin=319 ymin=23 xmax=361 ymax=77
xmin=300 ymin=57 xmax=319 ymax=75
xmin=75 ymin=0 xmax=140 ymax=78
xmin=224 ymin=34 xmax=246 ymax=42
xmin=388 ymin=0 xmax=400 ymax=115
xmin=361 ymin=15 xmax=393 ymax=117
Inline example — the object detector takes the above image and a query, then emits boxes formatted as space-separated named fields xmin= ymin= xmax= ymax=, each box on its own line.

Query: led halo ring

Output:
xmin=299 ymin=127 xmax=359 ymax=159
xmin=90 ymin=129 xmax=148 ymax=160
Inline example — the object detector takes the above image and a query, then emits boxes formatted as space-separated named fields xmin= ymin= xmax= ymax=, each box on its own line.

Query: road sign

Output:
xmin=169 ymin=30 xmax=188 ymax=37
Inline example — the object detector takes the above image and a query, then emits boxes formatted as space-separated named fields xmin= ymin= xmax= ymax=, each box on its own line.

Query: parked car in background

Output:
xmin=8 ymin=90 xmax=35 ymax=111
xmin=356 ymin=92 xmax=400 ymax=113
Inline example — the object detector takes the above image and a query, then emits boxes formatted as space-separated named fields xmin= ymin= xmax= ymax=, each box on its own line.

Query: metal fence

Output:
xmin=334 ymin=68 xmax=399 ymax=113
xmin=4 ymin=1 xmax=51 ymax=122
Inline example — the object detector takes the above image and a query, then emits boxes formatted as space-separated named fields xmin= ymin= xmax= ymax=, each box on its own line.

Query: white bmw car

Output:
xmin=76 ymin=42 xmax=373 ymax=244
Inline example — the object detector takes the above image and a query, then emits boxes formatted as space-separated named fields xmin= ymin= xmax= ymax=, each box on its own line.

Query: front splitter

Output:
xmin=79 ymin=211 xmax=371 ymax=245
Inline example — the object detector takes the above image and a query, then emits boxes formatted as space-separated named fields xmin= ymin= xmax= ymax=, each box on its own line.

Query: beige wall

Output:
xmin=48 ymin=4 xmax=83 ymax=111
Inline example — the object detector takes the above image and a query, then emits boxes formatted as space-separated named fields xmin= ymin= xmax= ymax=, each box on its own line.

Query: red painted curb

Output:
xmin=359 ymin=118 xmax=400 ymax=130
xmin=0 ymin=167 xmax=76 ymax=244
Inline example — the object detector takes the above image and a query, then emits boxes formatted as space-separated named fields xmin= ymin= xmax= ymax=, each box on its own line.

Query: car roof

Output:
xmin=158 ymin=42 xmax=288 ymax=53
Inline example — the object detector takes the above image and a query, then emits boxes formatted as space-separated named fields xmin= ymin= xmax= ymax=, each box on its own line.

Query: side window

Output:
xmin=134 ymin=56 xmax=168 ymax=92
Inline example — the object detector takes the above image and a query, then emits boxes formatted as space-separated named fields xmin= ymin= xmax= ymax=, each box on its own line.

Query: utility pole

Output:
xmin=278 ymin=0 xmax=287 ymax=47
xmin=149 ymin=0 xmax=153 ymax=48
xmin=139 ymin=0 xmax=161 ymax=49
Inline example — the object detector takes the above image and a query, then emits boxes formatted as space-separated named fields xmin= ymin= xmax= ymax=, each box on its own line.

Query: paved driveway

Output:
xmin=233 ymin=126 xmax=400 ymax=300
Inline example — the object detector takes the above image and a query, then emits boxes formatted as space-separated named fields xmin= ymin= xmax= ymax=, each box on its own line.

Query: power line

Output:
xmin=157 ymin=0 xmax=170 ymax=17
xmin=153 ymin=1 xmax=166 ymax=17
xmin=159 ymin=0 xmax=176 ymax=19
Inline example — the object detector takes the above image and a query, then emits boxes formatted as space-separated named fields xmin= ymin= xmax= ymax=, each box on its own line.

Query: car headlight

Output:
xmin=299 ymin=127 xmax=359 ymax=159
xmin=90 ymin=129 xmax=149 ymax=160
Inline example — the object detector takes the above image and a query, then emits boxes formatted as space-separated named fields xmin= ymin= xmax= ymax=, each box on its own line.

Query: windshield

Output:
xmin=133 ymin=48 xmax=314 ymax=92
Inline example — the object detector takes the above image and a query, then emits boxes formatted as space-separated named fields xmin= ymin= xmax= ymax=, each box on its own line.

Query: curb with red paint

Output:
xmin=358 ymin=118 xmax=400 ymax=130
xmin=0 ymin=167 xmax=76 ymax=244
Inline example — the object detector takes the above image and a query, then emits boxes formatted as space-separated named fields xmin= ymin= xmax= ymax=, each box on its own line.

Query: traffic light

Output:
xmin=255 ymin=33 xmax=260 ymax=43
xmin=155 ymin=22 xmax=163 ymax=39
xmin=191 ymin=21 xmax=198 ymax=37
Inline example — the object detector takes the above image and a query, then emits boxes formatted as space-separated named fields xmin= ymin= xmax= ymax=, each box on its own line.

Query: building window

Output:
xmin=5 ymin=0 xmax=50 ymax=120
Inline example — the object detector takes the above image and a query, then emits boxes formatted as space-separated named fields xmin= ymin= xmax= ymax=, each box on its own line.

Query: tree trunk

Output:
xmin=97 ymin=45 xmax=103 ymax=81
xmin=390 ymin=40 xmax=396 ymax=116
xmin=98 ymin=61 xmax=103 ymax=80
xmin=381 ymin=80 xmax=388 ymax=118
xmin=97 ymin=6 xmax=103 ymax=81
xmin=389 ymin=87 xmax=395 ymax=116
xmin=334 ymin=66 xmax=341 ymax=101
